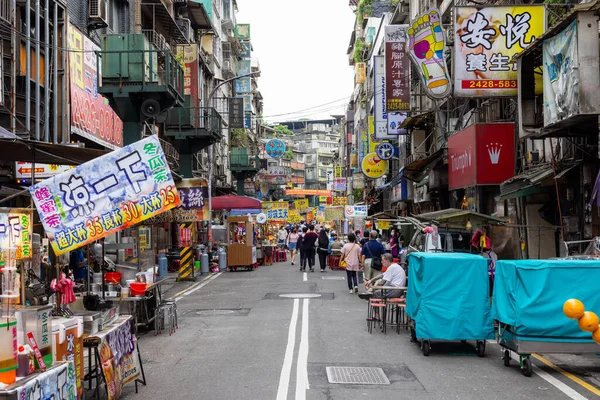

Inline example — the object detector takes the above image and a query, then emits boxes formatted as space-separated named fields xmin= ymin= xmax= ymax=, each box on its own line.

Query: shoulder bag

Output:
xmin=339 ymin=244 xmax=357 ymax=268
xmin=365 ymin=242 xmax=383 ymax=271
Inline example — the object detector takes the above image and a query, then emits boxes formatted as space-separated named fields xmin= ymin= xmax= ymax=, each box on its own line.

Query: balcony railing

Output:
xmin=165 ymin=107 xmax=222 ymax=140
xmin=142 ymin=30 xmax=170 ymax=51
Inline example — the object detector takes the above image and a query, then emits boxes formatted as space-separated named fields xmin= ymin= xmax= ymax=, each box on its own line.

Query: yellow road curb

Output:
xmin=532 ymin=353 xmax=600 ymax=397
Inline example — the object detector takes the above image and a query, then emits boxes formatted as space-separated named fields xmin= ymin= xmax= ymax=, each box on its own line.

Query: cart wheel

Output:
xmin=410 ymin=325 xmax=417 ymax=343
xmin=476 ymin=341 xmax=485 ymax=358
xmin=522 ymin=358 xmax=533 ymax=377
xmin=503 ymin=350 xmax=510 ymax=367
xmin=422 ymin=340 xmax=430 ymax=356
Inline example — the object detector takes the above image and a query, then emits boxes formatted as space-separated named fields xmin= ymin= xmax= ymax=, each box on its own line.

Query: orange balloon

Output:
xmin=578 ymin=311 xmax=600 ymax=333
xmin=563 ymin=298 xmax=585 ymax=320
xmin=593 ymin=327 xmax=600 ymax=345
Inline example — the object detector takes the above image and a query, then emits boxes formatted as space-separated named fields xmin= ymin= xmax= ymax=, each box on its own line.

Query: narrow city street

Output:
xmin=120 ymin=264 xmax=599 ymax=400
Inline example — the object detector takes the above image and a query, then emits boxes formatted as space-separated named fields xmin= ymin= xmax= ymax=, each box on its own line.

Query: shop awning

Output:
xmin=212 ymin=195 xmax=262 ymax=210
xmin=404 ymin=149 xmax=445 ymax=182
xmin=499 ymin=162 xmax=581 ymax=200
xmin=399 ymin=111 xmax=433 ymax=129
xmin=0 ymin=137 xmax=108 ymax=165
xmin=183 ymin=2 xmax=213 ymax=29
xmin=226 ymin=208 xmax=261 ymax=216
xmin=415 ymin=208 xmax=506 ymax=228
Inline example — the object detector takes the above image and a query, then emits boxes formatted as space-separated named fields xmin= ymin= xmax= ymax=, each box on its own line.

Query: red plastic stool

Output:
xmin=275 ymin=250 xmax=287 ymax=262
xmin=329 ymin=256 xmax=340 ymax=270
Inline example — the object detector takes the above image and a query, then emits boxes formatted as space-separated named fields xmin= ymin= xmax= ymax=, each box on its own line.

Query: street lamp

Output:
xmin=207 ymin=70 xmax=261 ymax=241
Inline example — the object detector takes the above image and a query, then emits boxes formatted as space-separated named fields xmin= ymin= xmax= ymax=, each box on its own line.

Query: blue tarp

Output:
xmin=407 ymin=252 xmax=494 ymax=341
xmin=492 ymin=259 xmax=600 ymax=342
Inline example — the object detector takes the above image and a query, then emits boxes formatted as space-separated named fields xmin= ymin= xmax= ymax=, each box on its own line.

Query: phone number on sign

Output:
xmin=461 ymin=80 xmax=517 ymax=89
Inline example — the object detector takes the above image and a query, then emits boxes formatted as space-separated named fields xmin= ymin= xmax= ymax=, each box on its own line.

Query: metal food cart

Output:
xmin=226 ymin=215 xmax=257 ymax=271
xmin=493 ymin=259 xmax=600 ymax=377
xmin=407 ymin=252 xmax=494 ymax=357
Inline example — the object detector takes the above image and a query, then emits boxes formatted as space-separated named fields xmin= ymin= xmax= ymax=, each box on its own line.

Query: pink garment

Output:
xmin=341 ymin=243 xmax=361 ymax=271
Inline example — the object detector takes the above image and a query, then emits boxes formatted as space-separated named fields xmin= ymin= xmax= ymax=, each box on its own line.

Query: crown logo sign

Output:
xmin=487 ymin=143 xmax=502 ymax=164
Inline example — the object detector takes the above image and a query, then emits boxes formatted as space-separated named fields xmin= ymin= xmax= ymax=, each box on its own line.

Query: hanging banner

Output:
xmin=454 ymin=6 xmax=545 ymax=97
xmin=407 ymin=9 xmax=451 ymax=100
xmin=16 ymin=362 xmax=76 ymax=399
xmin=332 ymin=196 xmax=347 ymax=206
xmin=229 ymin=97 xmax=244 ymax=129
xmin=355 ymin=62 xmax=366 ymax=84
xmin=316 ymin=205 xmax=325 ymax=222
xmin=385 ymin=25 xmax=410 ymax=111
xmin=324 ymin=206 xmax=344 ymax=221
xmin=175 ymin=178 xmax=209 ymax=222
xmin=177 ymin=44 xmax=200 ymax=112
xmin=374 ymin=55 xmax=396 ymax=140
xmin=68 ymin=24 xmax=123 ymax=149
xmin=294 ymin=199 xmax=309 ymax=211
xmin=262 ymin=201 xmax=289 ymax=220
xmin=334 ymin=166 xmax=343 ymax=178
xmin=99 ymin=318 xmax=141 ymax=400
xmin=287 ymin=209 xmax=302 ymax=223
xmin=543 ymin=19 xmax=578 ymax=127
xmin=29 ymin=135 xmax=181 ymax=255
xmin=345 ymin=205 xmax=368 ymax=219
xmin=285 ymin=189 xmax=332 ymax=196
xmin=334 ymin=178 xmax=347 ymax=191
xmin=0 ymin=208 xmax=32 ymax=260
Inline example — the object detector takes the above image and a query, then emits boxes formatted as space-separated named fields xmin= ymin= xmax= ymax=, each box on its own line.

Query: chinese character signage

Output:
xmin=324 ymin=206 xmax=344 ymax=221
xmin=355 ymin=62 xmax=366 ymax=84
xmin=287 ymin=210 xmax=302 ymax=224
xmin=294 ymin=199 xmax=309 ymax=211
xmin=15 ymin=162 xmax=74 ymax=179
xmin=240 ymin=41 xmax=251 ymax=58
xmin=334 ymin=166 xmax=342 ymax=178
xmin=29 ymin=135 xmax=181 ymax=255
xmin=0 ymin=208 xmax=32 ymax=260
xmin=385 ymin=25 xmax=410 ymax=111
xmin=361 ymin=153 xmax=387 ymax=179
xmin=332 ymin=197 xmax=347 ymax=206
xmin=266 ymin=139 xmax=286 ymax=158
xmin=448 ymin=123 xmax=515 ymax=190
xmin=99 ymin=318 xmax=141 ymax=400
xmin=235 ymin=78 xmax=251 ymax=94
xmin=268 ymin=166 xmax=286 ymax=176
xmin=177 ymin=44 xmax=199 ymax=102
xmin=543 ymin=19 xmax=578 ymax=127
xmin=176 ymin=178 xmax=209 ymax=221
xmin=334 ymin=178 xmax=347 ymax=191
xmin=344 ymin=205 xmax=368 ymax=218
xmin=387 ymin=112 xmax=408 ymax=135
xmin=235 ymin=24 xmax=251 ymax=40
xmin=229 ymin=97 xmax=244 ymax=128
xmin=262 ymin=202 xmax=289 ymax=220
xmin=16 ymin=361 xmax=76 ymax=399
xmin=407 ymin=10 xmax=451 ymax=100
xmin=68 ymin=24 xmax=123 ymax=149
xmin=374 ymin=55 xmax=395 ymax=140
xmin=454 ymin=6 xmax=545 ymax=97
xmin=285 ymin=189 xmax=332 ymax=196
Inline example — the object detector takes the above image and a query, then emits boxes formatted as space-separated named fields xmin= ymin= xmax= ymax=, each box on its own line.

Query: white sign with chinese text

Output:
xmin=29 ymin=136 xmax=180 ymax=255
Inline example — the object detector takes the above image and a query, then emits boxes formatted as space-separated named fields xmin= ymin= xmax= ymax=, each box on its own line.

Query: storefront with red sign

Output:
xmin=448 ymin=123 xmax=515 ymax=212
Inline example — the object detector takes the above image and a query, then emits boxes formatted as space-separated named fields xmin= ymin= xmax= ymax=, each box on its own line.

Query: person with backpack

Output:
xmin=317 ymin=228 xmax=330 ymax=272
xmin=360 ymin=230 xmax=385 ymax=282
xmin=297 ymin=226 xmax=308 ymax=271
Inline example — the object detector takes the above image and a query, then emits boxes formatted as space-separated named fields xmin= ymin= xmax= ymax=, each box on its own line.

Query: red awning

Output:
xmin=212 ymin=195 xmax=262 ymax=210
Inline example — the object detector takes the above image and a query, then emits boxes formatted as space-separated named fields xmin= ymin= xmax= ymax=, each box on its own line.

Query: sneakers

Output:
xmin=358 ymin=292 xmax=373 ymax=300
xmin=354 ymin=286 xmax=359 ymax=293
xmin=349 ymin=289 xmax=353 ymax=294
xmin=291 ymin=262 xmax=295 ymax=266
xmin=310 ymin=268 xmax=314 ymax=272
xmin=320 ymin=269 xmax=324 ymax=273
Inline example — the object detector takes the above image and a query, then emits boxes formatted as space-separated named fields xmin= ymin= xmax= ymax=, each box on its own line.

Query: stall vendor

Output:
xmin=69 ymin=247 xmax=88 ymax=283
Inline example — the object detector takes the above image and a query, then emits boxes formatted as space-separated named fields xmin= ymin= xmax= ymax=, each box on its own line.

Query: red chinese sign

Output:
xmin=385 ymin=25 xmax=410 ymax=111
xmin=68 ymin=24 xmax=123 ymax=149
xmin=448 ymin=123 xmax=515 ymax=190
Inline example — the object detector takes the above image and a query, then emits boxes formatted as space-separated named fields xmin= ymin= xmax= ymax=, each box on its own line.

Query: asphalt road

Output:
xmin=120 ymin=261 xmax=600 ymax=400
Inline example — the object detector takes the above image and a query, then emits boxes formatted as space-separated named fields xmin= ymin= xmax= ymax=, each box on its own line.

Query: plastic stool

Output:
xmin=264 ymin=252 xmax=274 ymax=265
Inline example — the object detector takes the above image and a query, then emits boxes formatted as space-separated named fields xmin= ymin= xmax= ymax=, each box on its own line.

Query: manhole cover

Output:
xmin=322 ymin=276 xmax=345 ymax=280
xmin=326 ymin=366 xmax=390 ymax=385
xmin=279 ymin=293 xmax=322 ymax=299
xmin=188 ymin=309 xmax=250 ymax=317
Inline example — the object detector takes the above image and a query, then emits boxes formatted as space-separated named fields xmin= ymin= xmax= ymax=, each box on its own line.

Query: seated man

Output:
xmin=329 ymin=234 xmax=343 ymax=257
xmin=359 ymin=253 xmax=406 ymax=300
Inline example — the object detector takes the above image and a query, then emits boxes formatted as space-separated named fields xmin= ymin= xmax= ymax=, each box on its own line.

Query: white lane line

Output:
xmin=303 ymin=272 xmax=307 ymax=282
xmin=295 ymin=299 xmax=310 ymax=399
xmin=182 ymin=272 xmax=222 ymax=296
xmin=174 ymin=296 xmax=183 ymax=302
xmin=276 ymin=299 xmax=300 ymax=400
xmin=506 ymin=350 xmax=588 ymax=400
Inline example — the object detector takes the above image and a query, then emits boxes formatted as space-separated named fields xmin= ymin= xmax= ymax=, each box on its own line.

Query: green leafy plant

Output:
xmin=273 ymin=125 xmax=294 ymax=136
xmin=391 ymin=0 xmax=400 ymax=6
xmin=230 ymin=128 xmax=249 ymax=147
xmin=353 ymin=37 xmax=366 ymax=64
xmin=357 ymin=0 xmax=372 ymax=19
xmin=353 ymin=188 xmax=364 ymax=203
xmin=544 ymin=0 xmax=570 ymax=26
xmin=283 ymin=149 xmax=294 ymax=159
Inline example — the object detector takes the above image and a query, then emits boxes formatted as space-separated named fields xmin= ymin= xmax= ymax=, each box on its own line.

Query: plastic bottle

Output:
xmin=16 ymin=346 xmax=30 ymax=378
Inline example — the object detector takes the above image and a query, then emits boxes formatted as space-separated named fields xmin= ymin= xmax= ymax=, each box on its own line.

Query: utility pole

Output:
xmin=206 ymin=70 xmax=261 ymax=241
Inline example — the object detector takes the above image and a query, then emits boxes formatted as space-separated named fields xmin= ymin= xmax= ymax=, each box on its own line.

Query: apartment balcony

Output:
xmin=164 ymin=104 xmax=222 ymax=147
xmin=98 ymin=34 xmax=185 ymax=120
xmin=230 ymin=147 xmax=260 ymax=172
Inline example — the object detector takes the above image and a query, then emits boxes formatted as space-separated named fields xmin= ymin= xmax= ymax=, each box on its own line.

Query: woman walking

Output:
xmin=298 ymin=226 xmax=308 ymax=271
xmin=340 ymin=233 xmax=362 ymax=293
xmin=317 ymin=228 xmax=330 ymax=272
xmin=287 ymin=228 xmax=300 ymax=266
xmin=390 ymin=230 xmax=400 ymax=259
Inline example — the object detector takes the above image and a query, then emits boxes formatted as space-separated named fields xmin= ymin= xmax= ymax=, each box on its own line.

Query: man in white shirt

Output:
xmin=360 ymin=253 xmax=406 ymax=299
xmin=278 ymin=226 xmax=288 ymax=246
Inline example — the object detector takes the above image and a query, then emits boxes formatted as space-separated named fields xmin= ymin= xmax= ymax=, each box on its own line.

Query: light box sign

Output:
xmin=344 ymin=205 xmax=368 ymax=219
xmin=374 ymin=55 xmax=396 ymax=140
xmin=15 ymin=162 xmax=74 ymax=179
xmin=176 ymin=178 xmax=209 ymax=222
xmin=385 ymin=25 xmax=410 ymax=111
xmin=0 ymin=208 xmax=33 ymax=260
xmin=29 ymin=136 xmax=181 ymax=255
xmin=262 ymin=201 xmax=289 ymax=220
xmin=454 ymin=6 xmax=545 ymax=97
xmin=448 ymin=123 xmax=515 ymax=190
xmin=68 ymin=24 xmax=123 ymax=149
xmin=407 ymin=9 xmax=451 ymax=100
xmin=229 ymin=97 xmax=244 ymax=129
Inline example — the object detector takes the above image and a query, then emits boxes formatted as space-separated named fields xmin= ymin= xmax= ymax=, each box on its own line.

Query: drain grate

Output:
xmin=326 ymin=366 xmax=390 ymax=385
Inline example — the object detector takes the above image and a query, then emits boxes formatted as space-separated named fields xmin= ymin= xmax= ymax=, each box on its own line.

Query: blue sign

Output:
xmin=266 ymin=139 xmax=286 ymax=159
xmin=375 ymin=142 xmax=395 ymax=160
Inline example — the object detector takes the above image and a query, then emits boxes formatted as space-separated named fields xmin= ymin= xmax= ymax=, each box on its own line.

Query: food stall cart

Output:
xmin=407 ymin=252 xmax=494 ymax=357
xmin=226 ymin=216 xmax=257 ymax=271
xmin=492 ymin=259 xmax=600 ymax=377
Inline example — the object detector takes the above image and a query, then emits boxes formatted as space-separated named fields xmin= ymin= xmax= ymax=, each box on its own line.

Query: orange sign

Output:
xmin=285 ymin=189 xmax=332 ymax=196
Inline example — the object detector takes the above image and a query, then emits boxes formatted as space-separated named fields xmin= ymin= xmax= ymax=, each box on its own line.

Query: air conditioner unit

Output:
xmin=175 ymin=18 xmax=192 ymax=42
xmin=88 ymin=0 xmax=108 ymax=29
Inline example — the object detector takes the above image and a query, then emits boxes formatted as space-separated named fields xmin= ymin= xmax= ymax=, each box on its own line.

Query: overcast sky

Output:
xmin=235 ymin=1 xmax=356 ymax=124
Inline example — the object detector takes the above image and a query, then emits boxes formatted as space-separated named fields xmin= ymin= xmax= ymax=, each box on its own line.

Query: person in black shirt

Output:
xmin=317 ymin=229 xmax=330 ymax=272
xmin=302 ymin=225 xmax=319 ymax=272
xmin=359 ymin=231 xmax=370 ymax=247
xmin=298 ymin=227 xmax=307 ymax=271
